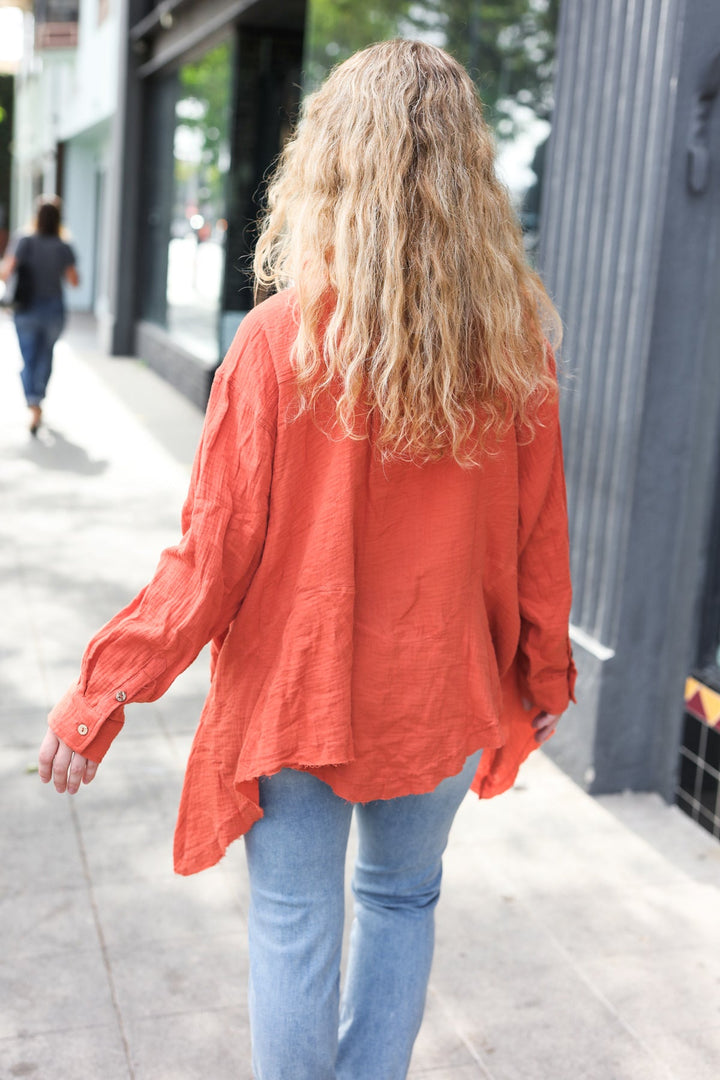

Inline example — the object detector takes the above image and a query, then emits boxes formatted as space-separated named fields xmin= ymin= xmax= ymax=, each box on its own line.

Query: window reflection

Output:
xmin=304 ymin=0 xmax=559 ymax=253
xmin=165 ymin=41 xmax=232 ymax=357
xmin=140 ymin=40 xmax=232 ymax=358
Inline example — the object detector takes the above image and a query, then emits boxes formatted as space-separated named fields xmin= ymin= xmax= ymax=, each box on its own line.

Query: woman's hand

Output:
xmin=38 ymin=727 xmax=99 ymax=794
xmin=531 ymin=711 xmax=562 ymax=744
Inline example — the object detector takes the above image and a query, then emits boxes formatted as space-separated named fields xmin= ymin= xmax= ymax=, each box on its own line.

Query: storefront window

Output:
xmin=141 ymin=39 xmax=233 ymax=359
xmin=167 ymin=41 xmax=232 ymax=355
xmin=304 ymin=0 xmax=559 ymax=253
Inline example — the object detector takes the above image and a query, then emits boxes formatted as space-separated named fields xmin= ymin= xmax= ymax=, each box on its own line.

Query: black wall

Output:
xmin=0 ymin=75 xmax=13 ymax=257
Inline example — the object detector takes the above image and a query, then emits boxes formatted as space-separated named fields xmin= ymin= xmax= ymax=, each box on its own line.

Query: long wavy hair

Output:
xmin=254 ymin=39 xmax=560 ymax=462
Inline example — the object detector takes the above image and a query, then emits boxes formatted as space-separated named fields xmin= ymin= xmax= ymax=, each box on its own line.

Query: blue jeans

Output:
xmin=14 ymin=297 xmax=65 ymax=406
xmin=244 ymin=749 xmax=483 ymax=1080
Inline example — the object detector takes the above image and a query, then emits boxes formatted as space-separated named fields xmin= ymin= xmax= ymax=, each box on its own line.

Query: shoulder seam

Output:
xmin=221 ymin=319 xmax=278 ymax=438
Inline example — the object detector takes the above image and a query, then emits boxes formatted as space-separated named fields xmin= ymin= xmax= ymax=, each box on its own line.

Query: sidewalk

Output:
xmin=1 ymin=312 xmax=719 ymax=1080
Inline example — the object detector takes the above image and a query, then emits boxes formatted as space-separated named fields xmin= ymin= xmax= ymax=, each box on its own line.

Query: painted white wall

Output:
xmin=58 ymin=0 xmax=121 ymax=143
xmin=93 ymin=131 xmax=114 ymax=320
xmin=11 ymin=1 xmax=121 ymax=311
xmin=12 ymin=46 xmax=74 ymax=229
xmin=62 ymin=124 xmax=111 ymax=312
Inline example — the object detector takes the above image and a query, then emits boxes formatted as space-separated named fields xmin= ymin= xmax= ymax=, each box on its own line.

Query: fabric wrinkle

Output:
xmin=47 ymin=286 xmax=576 ymax=876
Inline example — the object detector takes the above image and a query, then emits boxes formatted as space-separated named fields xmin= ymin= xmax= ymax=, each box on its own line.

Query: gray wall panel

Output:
xmin=541 ymin=0 xmax=720 ymax=797
xmin=595 ymin=0 xmax=720 ymax=795
xmin=541 ymin=0 xmax=683 ymax=648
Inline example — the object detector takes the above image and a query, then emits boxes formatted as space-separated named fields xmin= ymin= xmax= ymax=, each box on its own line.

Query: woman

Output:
xmin=1 ymin=196 xmax=78 ymax=433
xmin=38 ymin=41 xmax=575 ymax=1080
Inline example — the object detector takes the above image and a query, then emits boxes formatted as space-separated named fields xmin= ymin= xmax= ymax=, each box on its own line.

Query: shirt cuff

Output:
xmin=48 ymin=681 xmax=125 ymax=763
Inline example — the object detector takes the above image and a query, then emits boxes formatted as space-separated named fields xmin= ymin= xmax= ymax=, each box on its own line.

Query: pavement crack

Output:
xmin=69 ymin=799 xmax=136 ymax=1079
xmin=424 ymin=984 xmax=497 ymax=1078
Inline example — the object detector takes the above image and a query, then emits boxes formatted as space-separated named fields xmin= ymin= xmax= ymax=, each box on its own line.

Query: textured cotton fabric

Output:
xmin=49 ymin=288 xmax=576 ymax=876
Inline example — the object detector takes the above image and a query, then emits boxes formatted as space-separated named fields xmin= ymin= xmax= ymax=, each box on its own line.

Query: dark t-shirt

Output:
xmin=15 ymin=234 xmax=76 ymax=302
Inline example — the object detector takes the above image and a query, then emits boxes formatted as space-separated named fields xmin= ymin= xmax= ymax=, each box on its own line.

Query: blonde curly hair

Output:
xmin=254 ymin=39 xmax=560 ymax=462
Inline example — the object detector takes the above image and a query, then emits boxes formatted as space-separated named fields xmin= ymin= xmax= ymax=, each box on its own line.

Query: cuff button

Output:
xmin=115 ymin=690 xmax=127 ymax=703
xmin=77 ymin=724 xmax=89 ymax=736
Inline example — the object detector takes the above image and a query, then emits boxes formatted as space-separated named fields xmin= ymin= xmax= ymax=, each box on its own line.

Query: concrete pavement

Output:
xmin=1 ymin=311 xmax=719 ymax=1080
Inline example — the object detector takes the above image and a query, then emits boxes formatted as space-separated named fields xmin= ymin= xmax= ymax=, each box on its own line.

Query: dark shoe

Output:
xmin=29 ymin=405 xmax=42 ymax=435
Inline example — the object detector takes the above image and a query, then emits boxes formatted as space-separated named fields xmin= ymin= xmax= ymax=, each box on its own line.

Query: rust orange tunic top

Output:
xmin=49 ymin=288 xmax=576 ymax=876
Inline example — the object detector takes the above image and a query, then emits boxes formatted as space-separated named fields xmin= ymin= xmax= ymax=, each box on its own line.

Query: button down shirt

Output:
xmin=49 ymin=288 xmax=576 ymax=875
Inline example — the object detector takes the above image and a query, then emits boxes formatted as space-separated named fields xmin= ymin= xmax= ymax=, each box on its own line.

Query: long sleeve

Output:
xmin=48 ymin=314 xmax=278 ymax=762
xmin=515 ymin=362 xmax=577 ymax=715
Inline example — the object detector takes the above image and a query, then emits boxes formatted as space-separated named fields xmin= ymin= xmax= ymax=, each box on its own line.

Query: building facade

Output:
xmin=102 ymin=0 xmax=559 ymax=401
xmin=12 ymin=0 xmax=562 ymax=398
xmin=0 ymin=72 xmax=14 ymax=258
xmin=10 ymin=1 xmax=122 ymax=314
xmin=9 ymin=0 xmax=720 ymax=839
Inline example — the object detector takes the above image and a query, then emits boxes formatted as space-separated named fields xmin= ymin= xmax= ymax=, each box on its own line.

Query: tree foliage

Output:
xmin=174 ymin=40 xmax=233 ymax=211
xmin=177 ymin=44 xmax=231 ymax=169
xmin=305 ymin=0 xmax=559 ymax=136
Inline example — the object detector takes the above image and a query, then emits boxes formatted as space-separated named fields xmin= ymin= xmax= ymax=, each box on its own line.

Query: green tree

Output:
xmin=304 ymin=0 xmax=559 ymax=137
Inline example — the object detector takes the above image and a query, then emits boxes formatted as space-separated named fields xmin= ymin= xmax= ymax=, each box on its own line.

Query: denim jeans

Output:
xmin=14 ymin=297 xmax=65 ymax=406
xmin=244 ymin=748 xmax=483 ymax=1080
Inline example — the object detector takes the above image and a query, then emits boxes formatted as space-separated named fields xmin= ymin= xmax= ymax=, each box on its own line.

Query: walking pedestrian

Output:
xmin=1 ymin=195 xmax=78 ymax=434
xmin=38 ymin=40 xmax=576 ymax=1079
